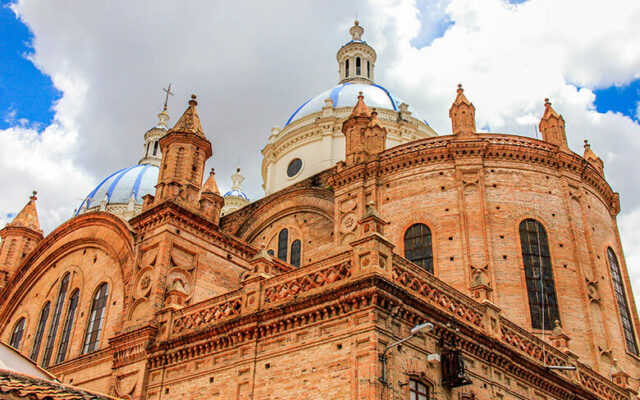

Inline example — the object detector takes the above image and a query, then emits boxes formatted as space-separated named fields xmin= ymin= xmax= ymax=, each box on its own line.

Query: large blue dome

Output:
xmin=285 ymin=82 xmax=426 ymax=127
xmin=76 ymin=164 xmax=159 ymax=215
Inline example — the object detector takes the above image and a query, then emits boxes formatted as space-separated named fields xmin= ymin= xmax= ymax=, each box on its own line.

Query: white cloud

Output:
xmin=2 ymin=0 xmax=640 ymax=300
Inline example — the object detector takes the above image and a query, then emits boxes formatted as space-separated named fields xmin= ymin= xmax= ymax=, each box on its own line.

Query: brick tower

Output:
xmin=0 ymin=191 xmax=43 ymax=289
xmin=449 ymin=83 xmax=476 ymax=135
xmin=539 ymin=98 xmax=568 ymax=149
xmin=154 ymin=95 xmax=212 ymax=208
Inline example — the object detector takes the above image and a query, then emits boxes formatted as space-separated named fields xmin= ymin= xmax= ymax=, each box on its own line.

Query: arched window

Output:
xmin=290 ymin=239 xmax=301 ymax=268
xmin=56 ymin=289 xmax=79 ymax=363
xmin=42 ymin=273 xmax=70 ymax=367
xmin=367 ymin=61 xmax=370 ymax=78
xmin=277 ymin=229 xmax=288 ymax=262
xmin=356 ymin=57 xmax=361 ymax=75
xmin=345 ymin=59 xmax=349 ymax=77
xmin=146 ymin=142 xmax=151 ymax=157
xmin=9 ymin=318 xmax=25 ymax=350
xmin=404 ymin=224 xmax=433 ymax=273
xmin=82 ymin=283 xmax=109 ymax=354
xmin=30 ymin=302 xmax=50 ymax=362
xmin=519 ymin=219 xmax=560 ymax=330
xmin=153 ymin=141 xmax=159 ymax=156
xmin=607 ymin=248 xmax=638 ymax=354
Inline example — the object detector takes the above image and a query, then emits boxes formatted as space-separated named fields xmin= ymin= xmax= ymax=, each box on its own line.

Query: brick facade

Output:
xmin=0 ymin=89 xmax=638 ymax=400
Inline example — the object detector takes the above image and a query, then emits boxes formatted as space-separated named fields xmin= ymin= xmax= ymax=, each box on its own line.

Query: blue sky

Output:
xmin=0 ymin=1 xmax=59 ymax=130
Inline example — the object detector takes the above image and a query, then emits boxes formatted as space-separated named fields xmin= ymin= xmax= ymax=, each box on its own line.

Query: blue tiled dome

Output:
xmin=223 ymin=189 xmax=249 ymax=201
xmin=285 ymin=82 xmax=426 ymax=127
xmin=76 ymin=164 xmax=159 ymax=215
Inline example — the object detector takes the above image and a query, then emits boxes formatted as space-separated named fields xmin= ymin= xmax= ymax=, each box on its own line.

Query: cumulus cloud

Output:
xmin=2 ymin=0 xmax=640 ymax=299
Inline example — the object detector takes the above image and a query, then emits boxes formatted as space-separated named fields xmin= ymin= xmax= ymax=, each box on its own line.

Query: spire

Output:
xmin=202 ymin=168 xmax=220 ymax=195
xmin=139 ymin=88 xmax=172 ymax=166
xmin=538 ymin=98 xmax=568 ymax=149
xmin=8 ymin=191 xmax=41 ymax=232
xmin=449 ymin=84 xmax=476 ymax=135
xmin=170 ymin=95 xmax=204 ymax=136
xmin=231 ymin=168 xmax=245 ymax=191
xmin=337 ymin=21 xmax=377 ymax=84
xmin=351 ymin=92 xmax=371 ymax=117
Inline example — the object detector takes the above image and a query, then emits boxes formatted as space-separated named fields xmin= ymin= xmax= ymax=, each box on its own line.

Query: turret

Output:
xmin=337 ymin=21 xmax=377 ymax=84
xmin=154 ymin=95 xmax=212 ymax=209
xmin=342 ymin=93 xmax=387 ymax=166
xmin=138 ymin=106 xmax=170 ymax=167
xmin=449 ymin=84 xmax=476 ymax=135
xmin=0 ymin=191 xmax=43 ymax=288
xmin=539 ymin=98 xmax=568 ymax=149
xmin=221 ymin=168 xmax=251 ymax=216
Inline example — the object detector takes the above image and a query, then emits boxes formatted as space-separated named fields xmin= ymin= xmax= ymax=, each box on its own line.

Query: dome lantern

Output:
xmin=337 ymin=20 xmax=377 ymax=84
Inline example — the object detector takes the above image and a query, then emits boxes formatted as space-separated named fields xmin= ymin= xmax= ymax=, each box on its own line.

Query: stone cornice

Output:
xmin=328 ymin=133 xmax=619 ymax=215
xmin=130 ymin=200 xmax=257 ymax=260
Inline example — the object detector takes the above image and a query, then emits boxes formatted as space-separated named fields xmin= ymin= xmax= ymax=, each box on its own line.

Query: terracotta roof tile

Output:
xmin=0 ymin=369 xmax=117 ymax=400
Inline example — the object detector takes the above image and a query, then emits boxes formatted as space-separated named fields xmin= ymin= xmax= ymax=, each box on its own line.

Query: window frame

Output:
xmin=30 ymin=301 xmax=51 ymax=362
xmin=290 ymin=239 xmax=301 ymax=268
xmin=403 ymin=223 xmax=434 ymax=274
xmin=277 ymin=229 xmax=289 ymax=262
xmin=42 ymin=273 xmax=70 ymax=367
xmin=518 ymin=218 xmax=561 ymax=331
xmin=9 ymin=317 xmax=26 ymax=350
xmin=56 ymin=288 xmax=80 ymax=364
xmin=356 ymin=57 xmax=361 ymax=75
xmin=82 ymin=283 xmax=110 ymax=355
xmin=606 ymin=247 xmax=638 ymax=355
xmin=345 ymin=59 xmax=349 ymax=77
xmin=409 ymin=379 xmax=430 ymax=400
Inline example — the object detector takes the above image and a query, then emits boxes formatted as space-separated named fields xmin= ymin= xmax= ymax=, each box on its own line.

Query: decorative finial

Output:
xmin=358 ymin=91 xmax=363 ymax=98
xmin=162 ymin=83 xmax=174 ymax=111
xmin=457 ymin=83 xmax=463 ymax=93
xmin=349 ymin=20 xmax=364 ymax=41
xmin=189 ymin=94 xmax=198 ymax=107
xmin=30 ymin=191 xmax=38 ymax=201
xmin=544 ymin=98 xmax=550 ymax=105
xmin=237 ymin=167 xmax=241 ymax=173
xmin=584 ymin=139 xmax=589 ymax=147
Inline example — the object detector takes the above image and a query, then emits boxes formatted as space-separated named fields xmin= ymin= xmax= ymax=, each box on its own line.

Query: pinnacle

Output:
xmin=453 ymin=83 xmax=472 ymax=106
xmin=170 ymin=94 xmax=205 ymax=136
xmin=367 ymin=109 xmax=383 ymax=128
xmin=350 ymin=92 xmax=371 ymax=117
xmin=541 ymin=97 xmax=560 ymax=120
xmin=202 ymin=168 xmax=220 ymax=194
xmin=8 ymin=191 xmax=42 ymax=232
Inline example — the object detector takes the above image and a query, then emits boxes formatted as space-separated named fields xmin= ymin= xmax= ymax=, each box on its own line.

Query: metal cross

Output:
xmin=162 ymin=83 xmax=174 ymax=110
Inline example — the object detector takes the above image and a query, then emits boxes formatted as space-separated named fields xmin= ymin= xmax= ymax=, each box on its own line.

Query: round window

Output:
xmin=287 ymin=158 xmax=303 ymax=178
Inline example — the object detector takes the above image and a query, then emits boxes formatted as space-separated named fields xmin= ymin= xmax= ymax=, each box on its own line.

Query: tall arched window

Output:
xmin=82 ymin=283 xmax=109 ymax=354
xmin=10 ymin=318 xmax=25 ymax=350
xmin=356 ymin=57 xmax=361 ymax=75
xmin=290 ymin=239 xmax=301 ymax=268
xmin=367 ymin=61 xmax=370 ymax=78
xmin=30 ymin=302 xmax=50 ymax=362
xmin=153 ymin=141 xmax=159 ymax=156
xmin=404 ymin=224 xmax=433 ymax=273
xmin=42 ymin=273 xmax=69 ymax=367
xmin=146 ymin=142 xmax=151 ymax=157
xmin=56 ymin=289 xmax=79 ymax=364
xmin=607 ymin=248 xmax=638 ymax=354
xmin=277 ymin=229 xmax=288 ymax=262
xmin=519 ymin=219 xmax=560 ymax=330
xmin=345 ymin=59 xmax=350 ymax=77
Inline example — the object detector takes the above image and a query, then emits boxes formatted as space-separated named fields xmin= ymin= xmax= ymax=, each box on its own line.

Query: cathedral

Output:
xmin=0 ymin=21 xmax=639 ymax=400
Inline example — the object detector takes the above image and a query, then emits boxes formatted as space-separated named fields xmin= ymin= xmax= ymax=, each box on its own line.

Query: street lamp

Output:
xmin=379 ymin=322 xmax=434 ymax=386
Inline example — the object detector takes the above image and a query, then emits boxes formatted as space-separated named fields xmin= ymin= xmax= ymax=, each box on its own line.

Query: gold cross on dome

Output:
xmin=162 ymin=83 xmax=174 ymax=110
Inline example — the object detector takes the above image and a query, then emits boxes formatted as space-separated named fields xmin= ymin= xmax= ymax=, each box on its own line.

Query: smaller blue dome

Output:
xmin=223 ymin=189 xmax=250 ymax=201
xmin=76 ymin=164 xmax=159 ymax=215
